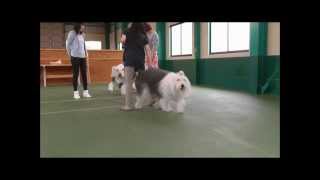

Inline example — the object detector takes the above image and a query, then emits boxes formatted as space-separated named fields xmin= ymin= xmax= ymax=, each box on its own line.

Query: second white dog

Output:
xmin=107 ymin=64 xmax=136 ymax=95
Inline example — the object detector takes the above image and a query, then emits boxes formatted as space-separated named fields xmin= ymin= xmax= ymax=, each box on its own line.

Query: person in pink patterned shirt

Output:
xmin=144 ymin=23 xmax=159 ymax=70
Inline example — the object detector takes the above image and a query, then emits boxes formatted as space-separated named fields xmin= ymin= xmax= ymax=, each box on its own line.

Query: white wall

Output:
xmin=267 ymin=22 xmax=280 ymax=56
xmin=85 ymin=33 xmax=106 ymax=49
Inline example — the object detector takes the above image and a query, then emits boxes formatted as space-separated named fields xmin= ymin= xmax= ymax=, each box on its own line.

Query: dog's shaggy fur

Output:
xmin=108 ymin=64 xmax=126 ymax=95
xmin=107 ymin=64 xmax=137 ymax=95
xmin=134 ymin=68 xmax=191 ymax=113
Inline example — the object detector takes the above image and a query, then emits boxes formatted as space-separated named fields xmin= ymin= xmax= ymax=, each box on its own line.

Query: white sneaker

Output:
xmin=73 ymin=91 xmax=80 ymax=99
xmin=83 ymin=90 xmax=92 ymax=98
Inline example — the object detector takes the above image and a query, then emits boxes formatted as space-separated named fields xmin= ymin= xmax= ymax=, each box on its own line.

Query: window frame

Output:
xmin=170 ymin=22 xmax=193 ymax=57
xmin=209 ymin=22 xmax=250 ymax=55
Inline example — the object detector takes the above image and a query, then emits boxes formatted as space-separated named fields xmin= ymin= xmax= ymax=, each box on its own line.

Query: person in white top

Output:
xmin=66 ymin=23 xmax=92 ymax=99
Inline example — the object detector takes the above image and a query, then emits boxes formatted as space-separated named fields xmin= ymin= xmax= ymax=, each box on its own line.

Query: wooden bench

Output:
xmin=40 ymin=49 xmax=123 ymax=85
xmin=40 ymin=64 xmax=73 ymax=87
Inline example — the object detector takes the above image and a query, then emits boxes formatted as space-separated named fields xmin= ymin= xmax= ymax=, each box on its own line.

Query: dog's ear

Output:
xmin=177 ymin=70 xmax=185 ymax=76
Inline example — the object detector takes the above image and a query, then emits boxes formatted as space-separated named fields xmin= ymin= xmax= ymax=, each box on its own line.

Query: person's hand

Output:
xmin=66 ymin=51 xmax=71 ymax=58
xmin=120 ymin=34 xmax=126 ymax=44
xmin=152 ymin=54 xmax=156 ymax=61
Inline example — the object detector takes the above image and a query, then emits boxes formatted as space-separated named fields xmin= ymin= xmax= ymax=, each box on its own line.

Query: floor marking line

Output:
xmin=41 ymin=105 xmax=119 ymax=115
xmin=41 ymin=96 xmax=122 ymax=104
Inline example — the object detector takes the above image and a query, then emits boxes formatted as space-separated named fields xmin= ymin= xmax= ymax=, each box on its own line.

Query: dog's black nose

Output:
xmin=181 ymin=84 xmax=185 ymax=90
xmin=118 ymin=74 xmax=122 ymax=78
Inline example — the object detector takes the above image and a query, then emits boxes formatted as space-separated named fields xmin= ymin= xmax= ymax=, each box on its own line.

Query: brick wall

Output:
xmin=65 ymin=23 xmax=106 ymax=49
xmin=40 ymin=22 xmax=107 ymax=49
xmin=40 ymin=23 xmax=65 ymax=48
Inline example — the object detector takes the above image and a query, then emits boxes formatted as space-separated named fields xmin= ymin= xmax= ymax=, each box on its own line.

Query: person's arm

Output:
xmin=66 ymin=31 xmax=75 ymax=57
xmin=84 ymin=42 xmax=89 ymax=58
xmin=120 ymin=34 xmax=126 ymax=44
xmin=145 ymin=44 xmax=152 ymax=63
xmin=151 ymin=33 xmax=159 ymax=57
xmin=142 ymin=34 xmax=151 ymax=63
xmin=83 ymin=33 xmax=90 ymax=83
xmin=83 ymin=33 xmax=89 ymax=58
xmin=147 ymin=33 xmax=159 ymax=63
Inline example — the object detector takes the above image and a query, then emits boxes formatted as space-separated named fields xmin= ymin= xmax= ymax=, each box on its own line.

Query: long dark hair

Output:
xmin=74 ymin=23 xmax=84 ymax=34
xmin=129 ymin=23 xmax=146 ymax=34
xmin=144 ymin=23 xmax=152 ymax=32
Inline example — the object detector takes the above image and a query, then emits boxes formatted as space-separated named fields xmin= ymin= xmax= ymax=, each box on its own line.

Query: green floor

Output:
xmin=41 ymin=84 xmax=280 ymax=157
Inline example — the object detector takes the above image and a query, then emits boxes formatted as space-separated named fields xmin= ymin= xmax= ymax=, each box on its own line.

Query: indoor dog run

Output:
xmin=40 ymin=22 xmax=280 ymax=157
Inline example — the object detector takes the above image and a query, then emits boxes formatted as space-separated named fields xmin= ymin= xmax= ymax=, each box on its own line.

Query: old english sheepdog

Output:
xmin=108 ymin=64 xmax=125 ymax=95
xmin=107 ymin=64 xmax=136 ymax=95
xmin=134 ymin=68 xmax=191 ymax=113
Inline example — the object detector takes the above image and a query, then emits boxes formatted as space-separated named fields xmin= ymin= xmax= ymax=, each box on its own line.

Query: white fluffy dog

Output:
xmin=108 ymin=64 xmax=126 ymax=95
xmin=134 ymin=68 xmax=191 ymax=113
xmin=107 ymin=64 xmax=136 ymax=95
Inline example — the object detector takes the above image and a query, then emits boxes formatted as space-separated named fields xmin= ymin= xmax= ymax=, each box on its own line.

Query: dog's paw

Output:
xmin=175 ymin=109 xmax=184 ymax=113
xmin=161 ymin=107 xmax=171 ymax=112
xmin=135 ymin=103 xmax=142 ymax=109
xmin=153 ymin=102 xmax=161 ymax=109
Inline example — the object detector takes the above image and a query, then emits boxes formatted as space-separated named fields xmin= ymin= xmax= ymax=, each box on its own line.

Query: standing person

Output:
xmin=120 ymin=23 xmax=131 ymax=48
xmin=121 ymin=23 xmax=151 ymax=111
xmin=66 ymin=23 xmax=92 ymax=99
xmin=144 ymin=23 xmax=159 ymax=69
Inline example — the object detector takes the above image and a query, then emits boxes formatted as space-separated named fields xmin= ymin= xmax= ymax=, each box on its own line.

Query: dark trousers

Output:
xmin=70 ymin=56 xmax=88 ymax=91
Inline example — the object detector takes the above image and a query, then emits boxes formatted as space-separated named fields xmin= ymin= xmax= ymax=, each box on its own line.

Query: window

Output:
xmin=210 ymin=22 xmax=250 ymax=54
xmin=85 ymin=41 xmax=102 ymax=50
xmin=170 ymin=22 xmax=193 ymax=56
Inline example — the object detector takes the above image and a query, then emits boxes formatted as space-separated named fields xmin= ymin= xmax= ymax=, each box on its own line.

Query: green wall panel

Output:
xmin=105 ymin=23 xmax=110 ymax=49
xmin=163 ymin=60 xmax=197 ymax=85
xmin=194 ymin=22 xmax=201 ymax=85
xmin=260 ymin=55 xmax=280 ymax=95
xmin=158 ymin=22 xmax=279 ymax=96
xmin=163 ymin=56 xmax=280 ymax=95
xmin=198 ymin=57 xmax=253 ymax=92
xmin=156 ymin=22 xmax=166 ymax=69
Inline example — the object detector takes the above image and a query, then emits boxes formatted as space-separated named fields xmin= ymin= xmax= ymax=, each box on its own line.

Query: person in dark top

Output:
xmin=120 ymin=23 xmax=151 ymax=111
